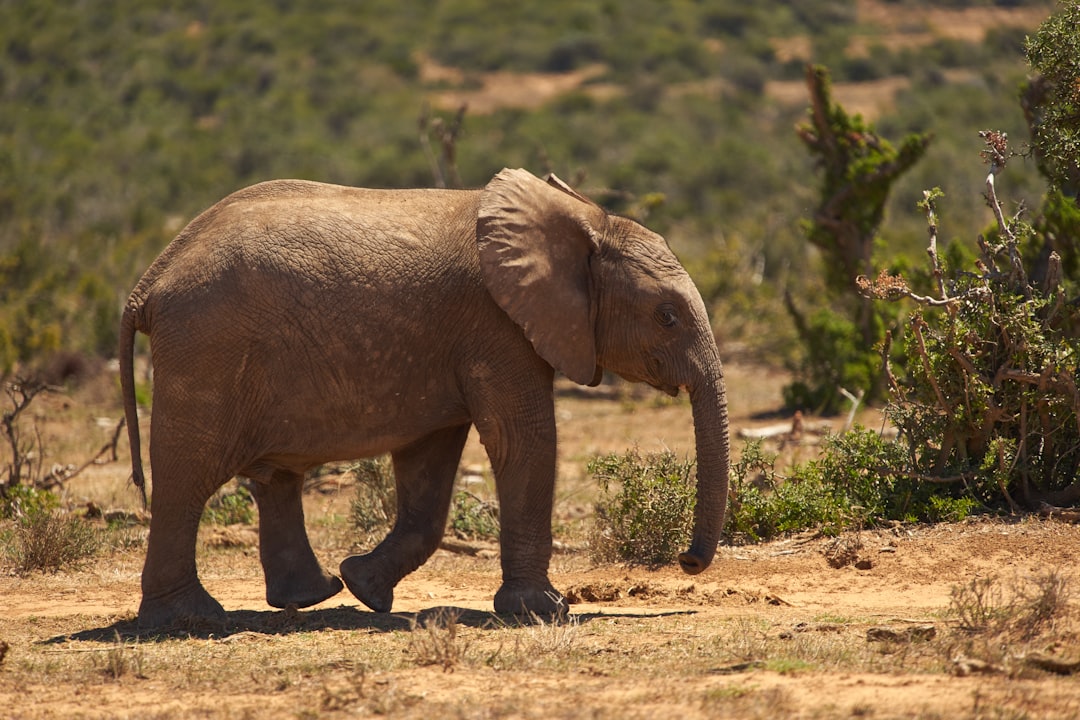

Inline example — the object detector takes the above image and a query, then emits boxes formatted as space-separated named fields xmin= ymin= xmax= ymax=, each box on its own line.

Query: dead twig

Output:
xmin=2 ymin=379 xmax=54 ymax=488
xmin=838 ymin=387 xmax=864 ymax=433
xmin=39 ymin=418 xmax=126 ymax=491
xmin=419 ymin=103 xmax=467 ymax=189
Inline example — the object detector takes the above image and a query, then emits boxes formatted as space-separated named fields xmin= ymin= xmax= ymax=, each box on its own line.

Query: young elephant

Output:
xmin=121 ymin=169 xmax=730 ymax=627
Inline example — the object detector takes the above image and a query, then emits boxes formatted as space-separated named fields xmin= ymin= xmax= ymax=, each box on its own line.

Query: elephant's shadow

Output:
xmin=42 ymin=605 xmax=696 ymax=645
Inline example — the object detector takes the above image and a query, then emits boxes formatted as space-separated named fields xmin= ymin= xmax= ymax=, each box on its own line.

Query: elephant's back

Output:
xmin=137 ymin=180 xmax=485 ymax=328
xmin=180 ymin=179 xmax=482 ymax=275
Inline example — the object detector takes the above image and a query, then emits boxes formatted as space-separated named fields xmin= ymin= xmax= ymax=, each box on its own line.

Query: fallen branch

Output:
xmin=838 ymin=386 xmax=864 ymax=432
xmin=39 ymin=418 xmax=126 ymax=491
xmin=1036 ymin=501 xmax=1080 ymax=523
xmin=1025 ymin=652 xmax=1080 ymax=675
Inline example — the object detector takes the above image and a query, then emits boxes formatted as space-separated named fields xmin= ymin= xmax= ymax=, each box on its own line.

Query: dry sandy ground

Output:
xmin=2 ymin=362 xmax=1079 ymax=718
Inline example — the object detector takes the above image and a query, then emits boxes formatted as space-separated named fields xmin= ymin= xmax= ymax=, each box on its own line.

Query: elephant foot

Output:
xmin=339 ymin=554 xmax=395 ymax=613
xmin=266 ymin=570 xmax=344 ymax=610
xmin=138 ymin=582 xmax=226 ymax=629
xmin=493 ymin=579 xmax=566 ymax=617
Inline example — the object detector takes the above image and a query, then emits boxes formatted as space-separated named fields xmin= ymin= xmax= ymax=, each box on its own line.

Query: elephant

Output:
xmin=120 ymin=168 xmax=730 ymax=627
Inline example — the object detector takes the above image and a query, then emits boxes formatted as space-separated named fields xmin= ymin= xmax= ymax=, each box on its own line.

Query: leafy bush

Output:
xmin=728 ymin=435 xmax=863 ymax=542
xmin=1 ymin=484 xmax=59 ymax=520
xmin=588 ymin=449 xmax=696 ymax=566
xmin=781 ymin=307 xmax=881 ymax=413
xmin=350 ymin=456 xmax=396 ymax=537
xmin=860 ymin=138 xmax=1080 ymax=509
xmin=1024 ymin=1 xmax=1080 ymax=195
xmin=448 ymin=491 xmax=500 ymax=541
xmin=201 ymin=483 xmax=255 ymax=525
xmin=727 ymin=430 xmax=983 ymax=543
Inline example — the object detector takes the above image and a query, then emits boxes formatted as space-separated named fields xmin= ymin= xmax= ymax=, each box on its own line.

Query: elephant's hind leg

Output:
xmin=139 ymin=464 xmax=227 ymax=628
xmin=252 ymin=469 xmax=344 ymax=609
xmin=340 ymin=424 xmax=470 ymax=612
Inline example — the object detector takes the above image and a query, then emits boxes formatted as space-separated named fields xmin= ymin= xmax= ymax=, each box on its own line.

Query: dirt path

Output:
xmin=3 ymin=517 xmax=1079 ymax=718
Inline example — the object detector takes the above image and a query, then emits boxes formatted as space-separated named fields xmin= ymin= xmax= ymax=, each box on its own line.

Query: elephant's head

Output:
xmin=477 ymin=168 xmax=730 ymax=574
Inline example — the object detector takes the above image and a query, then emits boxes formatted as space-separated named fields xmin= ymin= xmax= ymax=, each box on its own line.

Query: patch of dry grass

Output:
xmin=3 ymin=511 xmax=99 ymax=574
xmin=947 ymin=569 xmax=1075 ymax=676
xmin=408 ymin=607 xmax=471 ymax=671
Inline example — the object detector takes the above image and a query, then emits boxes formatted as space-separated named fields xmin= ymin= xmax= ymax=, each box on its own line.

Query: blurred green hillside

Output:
xmin=0 ymin=0 xmax=1056 ymax=375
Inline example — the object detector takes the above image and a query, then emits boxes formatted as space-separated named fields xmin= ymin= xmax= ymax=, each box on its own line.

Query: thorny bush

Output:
xmin=859 ymin=131 xmax=1080 ymax=512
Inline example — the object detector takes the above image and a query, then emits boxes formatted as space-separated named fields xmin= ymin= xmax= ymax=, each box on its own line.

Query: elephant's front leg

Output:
xmin=252 ymin=470 xmax=344 ymax=609
xmin=476 ymin=405 xmax=565 ymax=616
xmin=339 ymin=424 xmax=471 ymax=612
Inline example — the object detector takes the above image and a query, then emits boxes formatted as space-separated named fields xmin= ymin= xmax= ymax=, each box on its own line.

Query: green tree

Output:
xmin=786 ymin=65 xmax=931 ymax=412
xmin=1023 ymin=0 xmax=1080 ymax=200
xmin=1020 ymin=1 xmax=1080 ymax=304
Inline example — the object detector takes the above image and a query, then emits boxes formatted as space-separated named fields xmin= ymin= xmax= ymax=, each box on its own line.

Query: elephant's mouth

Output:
xmin=649 ymin=381 xmax=681 ymax=397
xmin=612 ymin=369 xmax=680 ymax=397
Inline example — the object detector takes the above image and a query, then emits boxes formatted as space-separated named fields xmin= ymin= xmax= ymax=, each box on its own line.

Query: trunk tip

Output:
xmin=678 ymin=551 xmax=710 ymax=575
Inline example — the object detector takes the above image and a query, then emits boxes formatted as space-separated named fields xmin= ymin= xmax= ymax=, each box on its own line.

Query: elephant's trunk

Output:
xmin=677 ymin=361 xmax=730 ymax=575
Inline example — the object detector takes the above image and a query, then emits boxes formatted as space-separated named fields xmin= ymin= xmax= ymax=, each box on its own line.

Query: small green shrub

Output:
xmin=782 ymin=307 xmax=880 ymax=414
xmin=201 ymin=483 xmax=255 ymax=525
xmin=727 ymin=430 xmax=980 ymax=543
xmin=1 ymin=484 xmax=59 ymax=520
xmin=588 ymin=449 xmax=696 ymax=566
xmin=448 ymin=491 xmax=499 ymax=541
xmin=727 ymin=439 xmax=846 ymax=542
xmin=924 ymin=495 xmax=978 ymax=523
xmin=5 ymin=509 xmax=99 ymax=574
xmin=350 ymin=456 xmax=396 ymax=536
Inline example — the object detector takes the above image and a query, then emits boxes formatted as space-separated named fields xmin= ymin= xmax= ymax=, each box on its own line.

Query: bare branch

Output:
xmin=838 ymin=386 xmax=864 ymax=433
xmin=880 ymin=330 xmax=900 ymax=397
xmin=2 ymin=379 xmax=54 ymax=488
xmin=39 ymin=418 xmax=126 ymax=491
xmin=911 ymin=316 xmax=952 ymax=415
xmin=922 ymin=189 xmax=947 ymax=300
xmin=856 ymin=270 xmax=988 ymax=307
xmin=418 ymin=103 xmax=445 ymax=189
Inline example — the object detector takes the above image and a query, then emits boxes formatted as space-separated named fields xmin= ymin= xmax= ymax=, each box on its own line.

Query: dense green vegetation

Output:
xmin=0 ymin=0 xmax=1056 ymax=375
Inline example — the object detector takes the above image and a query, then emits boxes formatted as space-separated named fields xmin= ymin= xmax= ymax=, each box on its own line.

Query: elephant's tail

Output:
xmin=119 ymin=301 xmax=148 ymax=509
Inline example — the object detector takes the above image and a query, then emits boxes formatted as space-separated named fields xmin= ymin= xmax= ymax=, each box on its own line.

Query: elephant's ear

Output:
xmin=477 ymin=168 xmax=602 ymax=385
xmin=544 ymin=172 xmax=600 ymax=208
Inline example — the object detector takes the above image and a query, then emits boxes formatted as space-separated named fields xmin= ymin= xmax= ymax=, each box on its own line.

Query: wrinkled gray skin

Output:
xmin=121 ymin=169 xmax=730 ymax=627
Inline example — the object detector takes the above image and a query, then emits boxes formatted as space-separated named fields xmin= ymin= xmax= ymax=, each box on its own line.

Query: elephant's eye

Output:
xmin=654 ymin=303 xmax=678 ymax=328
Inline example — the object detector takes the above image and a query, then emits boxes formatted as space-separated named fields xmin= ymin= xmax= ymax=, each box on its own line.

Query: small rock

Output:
xmin=866 ymin=624 xmax=936 ymax=643
xmin=953 ymin=655 xmax=1003 ymax=676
